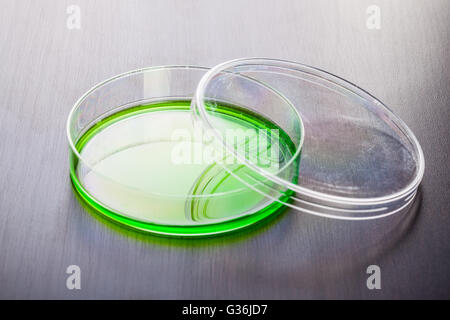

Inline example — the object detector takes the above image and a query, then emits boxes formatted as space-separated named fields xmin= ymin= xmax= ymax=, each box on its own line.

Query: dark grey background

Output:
xmin=0 ymin=0 xmax=449 ymax=299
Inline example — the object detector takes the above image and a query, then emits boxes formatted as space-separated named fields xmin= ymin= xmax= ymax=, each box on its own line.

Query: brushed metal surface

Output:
xmin=0 ymin=0 xmax=449 ymax=299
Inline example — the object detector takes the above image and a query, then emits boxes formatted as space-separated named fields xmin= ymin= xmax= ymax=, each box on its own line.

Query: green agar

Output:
xmin=70 ymin=100 xmax=298 ymax=237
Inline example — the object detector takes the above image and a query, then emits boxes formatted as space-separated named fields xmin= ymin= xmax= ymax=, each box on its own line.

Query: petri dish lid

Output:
xmin=192 ymin=58 xmax=425 ymax=220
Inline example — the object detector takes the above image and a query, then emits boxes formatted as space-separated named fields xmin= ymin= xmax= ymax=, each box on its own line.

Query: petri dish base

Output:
xmin=68 ymin=92 xmax=299 ymax=236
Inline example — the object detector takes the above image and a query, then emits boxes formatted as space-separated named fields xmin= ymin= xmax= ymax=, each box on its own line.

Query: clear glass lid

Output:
xmin=192 ymin=58 xmax=425 ymax=220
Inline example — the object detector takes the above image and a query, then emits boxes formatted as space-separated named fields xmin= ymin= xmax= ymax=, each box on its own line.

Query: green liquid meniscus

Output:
xmin=70 ymin=100 xmax=298 ymax=236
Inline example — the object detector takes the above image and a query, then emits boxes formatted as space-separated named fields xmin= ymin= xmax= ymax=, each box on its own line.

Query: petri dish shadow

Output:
xmin=67 ymin=180 xmax=422 ymax=298
xmin=70 ymin=182 xmax=289 ymax=248
xmin=69 ymin=181 xmax=421 ymax=254
xmin=253 ymin=188 xmax=423 ymax=289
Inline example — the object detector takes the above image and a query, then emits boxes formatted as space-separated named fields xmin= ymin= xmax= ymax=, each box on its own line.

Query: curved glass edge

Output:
xmin=69 ymin=162 xmax=292 ymax=237
xmin=193 ymin=58 xmax=425 ymax=214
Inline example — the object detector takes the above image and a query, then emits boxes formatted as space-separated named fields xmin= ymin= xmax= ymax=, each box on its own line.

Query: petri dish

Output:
xmin=193 ymin=58 xmax=425 ymax=220
xmin=67 ymin=66 xmax=303 ymax=236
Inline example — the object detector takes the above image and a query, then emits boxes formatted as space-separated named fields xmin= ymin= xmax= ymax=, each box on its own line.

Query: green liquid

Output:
xmin=70 ymin=101 xmax=298 ymax=236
